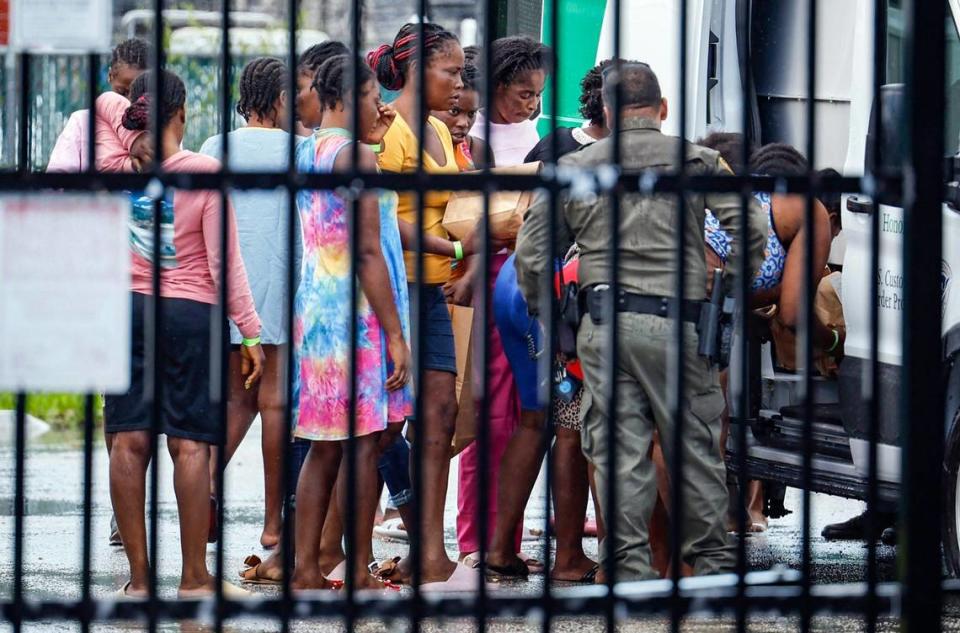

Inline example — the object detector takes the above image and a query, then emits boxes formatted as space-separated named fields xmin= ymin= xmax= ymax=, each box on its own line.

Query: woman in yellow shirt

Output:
xmin=368 ymin=22 xmax=477 ymax=591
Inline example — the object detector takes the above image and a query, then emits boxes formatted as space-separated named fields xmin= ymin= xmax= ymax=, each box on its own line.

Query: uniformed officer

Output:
xmin=514 ymin=62 xmax=767 ymax=581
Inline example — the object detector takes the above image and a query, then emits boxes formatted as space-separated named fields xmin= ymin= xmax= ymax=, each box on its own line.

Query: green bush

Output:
xmin=0 ymin=393 xmax=103 ymax=429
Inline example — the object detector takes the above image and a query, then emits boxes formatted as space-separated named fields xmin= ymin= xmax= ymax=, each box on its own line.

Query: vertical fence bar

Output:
xmin=282 ymin=1 xmax=298 ymax=630
xmin=604 ymin=0 xmax=623 ymax=626
xmin=17 ymin=53 xmax=28 ymax=172
xmin=902 ymin=0 xmax=946 ymax=630
xmin=80 ymin=394 xmax=95 ymax=633
xmin=11 ymin=393 xmax=26 ymax=633
xmin=865 ymin=1 xmax=886 ymax=631
xmin=734 ymin=0 xmax=754 ymax=629
xmin=670 ymin=0 xmax=689 ymax=629
xmin=214 ymin=0 xmax=233 ymax=628
xmin=410 ymin=0 xmax=429 ymax=626
xmin=541 ymin=0 xmax=562 ymax=630
xmin=799 ymin=0 xmax=818 ymax=629
xmin=148 ymin=3 xmax=165 ymax=629
xmin=476 ymin=9 xmax=494 ymax=633
xmin=345 ymin=0 xmax=363 ymax=621
xmin=86 ymin=52 xmax=98 ymax=175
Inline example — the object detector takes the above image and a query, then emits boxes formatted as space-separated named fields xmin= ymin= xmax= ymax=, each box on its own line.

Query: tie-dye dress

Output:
xmin=292 ymin=131 xmax=414 ymax=442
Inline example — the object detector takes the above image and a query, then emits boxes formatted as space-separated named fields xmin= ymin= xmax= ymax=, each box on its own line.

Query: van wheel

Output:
xmin=941 ymin=368 xmax=960 ymax=576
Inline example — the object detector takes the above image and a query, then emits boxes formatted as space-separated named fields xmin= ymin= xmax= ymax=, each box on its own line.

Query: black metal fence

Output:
xmin=0 ymin=0 xmax=951 ymax=631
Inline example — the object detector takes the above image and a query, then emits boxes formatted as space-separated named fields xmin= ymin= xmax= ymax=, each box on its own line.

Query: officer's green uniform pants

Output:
xmin=578 ymin=312 xmax=737 ymax=581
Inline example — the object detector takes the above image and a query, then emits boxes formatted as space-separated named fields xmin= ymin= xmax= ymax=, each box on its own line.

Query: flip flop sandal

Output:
xmin=239 ymin=555 xmax=281 ymax=586
xmin=516 ymin=552 xmax=545 ymax=575
xmin=325 ymin=560 xmax=347 ymax=583
xmin=114 ymin=581 xmax=144 ymax=601
xmin=373 ymin=517 xmax=408 ymax=542
xmin=578 ymin=564 xmax=600 ymax=584
xmin=373 ymin=556 xmax=406 ymax=585
xmin=178 ymin=580 xmax=252 ymax=600
xmin=421 ymin=563 xmax=484 ymax=593
xmin=460 ymin=552 xmax=481 ymax=569
xmin=485 ymin=556 xmax=530 ymax=581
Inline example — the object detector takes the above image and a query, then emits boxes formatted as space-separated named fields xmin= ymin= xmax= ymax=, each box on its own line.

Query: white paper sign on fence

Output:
xmin=0 ymin=193 xmax=130 ymax=392
xmin=11 ymin=0 xmax=113 ymax=53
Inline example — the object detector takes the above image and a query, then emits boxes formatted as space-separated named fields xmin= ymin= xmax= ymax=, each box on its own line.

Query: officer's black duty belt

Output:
xmin=584 ymin=286 xmax=703 ymax=325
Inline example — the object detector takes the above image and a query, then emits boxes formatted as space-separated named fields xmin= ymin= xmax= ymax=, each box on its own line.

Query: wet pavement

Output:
xmin=0 ymin=416 xmax=950 ymax=631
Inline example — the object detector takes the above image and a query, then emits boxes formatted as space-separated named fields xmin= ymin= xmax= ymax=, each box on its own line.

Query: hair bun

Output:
xmin=367 ymin=44 xmax=402 ymax=91
xmin=121 ymin=95 xmax=150 ymax=131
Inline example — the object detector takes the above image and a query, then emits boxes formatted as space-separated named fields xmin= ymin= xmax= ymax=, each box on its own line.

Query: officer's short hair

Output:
xmin=602 ymin=62 xmax=661 ymax=110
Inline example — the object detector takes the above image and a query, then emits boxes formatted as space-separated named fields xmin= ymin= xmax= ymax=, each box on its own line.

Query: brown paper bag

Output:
xmin=770 ymin=270 xmax=845 ymax=376
xmin=449 ymin=304 xmax=476 ymax=455
xmin=442 ymin=162 xmax=542 ymax=241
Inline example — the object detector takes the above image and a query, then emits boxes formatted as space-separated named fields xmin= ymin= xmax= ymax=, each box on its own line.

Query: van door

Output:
xmin=839 ymin=0 xmax=960 ymax=482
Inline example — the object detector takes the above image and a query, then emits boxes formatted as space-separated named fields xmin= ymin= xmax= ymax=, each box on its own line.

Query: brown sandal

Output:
xmin=373 ymin=556 xmax=408 ymax=585
xmin=238 ymin=554 xmax=281 ymax=585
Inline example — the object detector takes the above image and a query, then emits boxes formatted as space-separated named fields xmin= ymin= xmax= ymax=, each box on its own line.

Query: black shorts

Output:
xmin=104 ymin=292 xmax=223 ymax=443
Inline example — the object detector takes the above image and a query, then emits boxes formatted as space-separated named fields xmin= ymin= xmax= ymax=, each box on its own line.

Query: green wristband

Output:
xmin=242 ymin=336 xmax=261 ymax=347
xmin=827 ymin=329 xmax=839 ymax=353
xmin=368 ymin=142 xmax=382 ymax=153
xmin=453 ymin=240 xmax=465 ymax=261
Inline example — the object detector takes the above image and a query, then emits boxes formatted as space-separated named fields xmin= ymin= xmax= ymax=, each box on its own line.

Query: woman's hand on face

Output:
xmin=368 ymin=103 xmax=397 ymax=146
xmin=385 ymin=333 xmax=411 ymax=391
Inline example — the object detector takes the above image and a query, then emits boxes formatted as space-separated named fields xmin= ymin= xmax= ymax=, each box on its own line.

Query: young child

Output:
xmin=47 ymin=39 xmax=151 ymax=173
xmin=291 ymin=54 xmax=412 ymax=593
xmin=432 ymin=51 xmax=491 ymax=170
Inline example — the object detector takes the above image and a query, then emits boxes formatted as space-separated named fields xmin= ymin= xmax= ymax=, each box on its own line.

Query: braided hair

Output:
xmin=111 ymin=38 xmax=150 ymax=71
xmin=237 ymin=57 xmax=287 ymax=123
xmin=121 ymin=70 xmax=186 ymax=131
xmin=749 ymin=142 xmax=809 ymax=176
xmin=579 ymin=60 xmax=613 ymax=126
xmin=313 ymin=54 xmax=374 ymax=111
xmin=490 ymin=36 xmax=550 ymax=88
xmin=366 ymin=23 xmax=459 ymax=91
xmin=298 ymin=40 xmax=350 ymax=76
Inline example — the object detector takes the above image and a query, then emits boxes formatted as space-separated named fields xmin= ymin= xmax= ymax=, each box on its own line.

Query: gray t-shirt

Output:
xmin=199 ymin=127 xmax=305 ymax=345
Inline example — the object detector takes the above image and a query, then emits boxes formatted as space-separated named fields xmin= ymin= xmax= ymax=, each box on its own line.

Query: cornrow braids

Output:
xmin=462 ymin=59 xmax=480 ymax=93
xmin=237 ymin=57 xmax=287 ymax=123
xmin=366 ymin=23 xmax=459 ymax=91
xmin=579 ymin=59 xmax=613 ymax=126
xmin=749 ymin=142 xmax=808 ymax=176
xmin=298 ymin=40 xmax=350 ymax=76
xmin=313 ymin=54 xmax=374 ymax=111
xmin=111 ymin=38 xmax=150 ymax=70
xmin=490 ymin=36 xmax=550 ymax=88
xmin=122 ymin=70 xmax=186 ymax=131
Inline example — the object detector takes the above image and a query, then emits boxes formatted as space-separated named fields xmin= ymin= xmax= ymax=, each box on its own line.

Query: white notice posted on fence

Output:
xmin=11 ymin=0 xmax=113 ymax=53
xmin=0 ymin=194 xmax=130 ymax=392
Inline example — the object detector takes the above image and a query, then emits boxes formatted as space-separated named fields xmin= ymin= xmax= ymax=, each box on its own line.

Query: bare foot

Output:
xmin=420 ymin=557 xmax=458 ymax=585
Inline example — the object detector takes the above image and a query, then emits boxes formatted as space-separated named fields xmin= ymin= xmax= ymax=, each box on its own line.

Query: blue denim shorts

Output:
xmin=408 ymin=283 xmax=457 ymax=375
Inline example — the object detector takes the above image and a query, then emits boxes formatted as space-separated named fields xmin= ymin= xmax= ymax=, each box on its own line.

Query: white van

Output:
xmin=540 ymin=0 xmax=960 ymax=571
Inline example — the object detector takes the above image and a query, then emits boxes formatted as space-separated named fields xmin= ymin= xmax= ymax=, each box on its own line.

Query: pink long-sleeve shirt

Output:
xmin=46 ymin=92 xmax=143 ymax=173
xmin=130 ymin=150 xmax=261 ymax=339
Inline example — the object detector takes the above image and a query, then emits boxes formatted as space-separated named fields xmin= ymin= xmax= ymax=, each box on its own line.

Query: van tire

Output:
xmin=941 ymin=360 xmax=960 ymax=576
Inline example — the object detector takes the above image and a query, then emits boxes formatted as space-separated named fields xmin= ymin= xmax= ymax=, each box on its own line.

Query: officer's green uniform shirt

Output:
xmin=514 ymin=116 xmax=768 ymax=311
